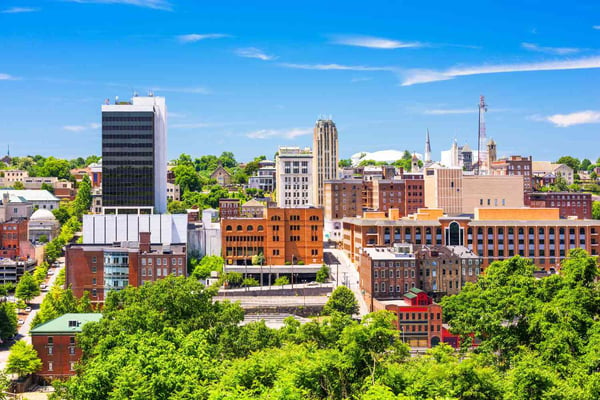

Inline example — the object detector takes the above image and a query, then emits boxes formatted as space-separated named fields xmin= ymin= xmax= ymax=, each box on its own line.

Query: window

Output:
xmin=92 ymin=278 xmax=97 ymax=285
xmin=48 ymin=337 xmax=53 ymax=344
xmin=48 ymin=362 xmax=53 ymax=371
xmin=70 ymin=362 xmax=75 ymax=371
xmin=157 ymin=268 xmax=162 ymax=277
xmin=92 ymin=289 xmax=97 ymax=297
xmin=48 ymin=346 xmax=53 ymax=355
xmin=91 ymin=256 xmax=97 ymax=263
xmin=91 ymin=266 xmax=97 ymax=273
xmin=157 ymin=258 xmax=161 ymax=266
xmin=69 ymin=346 xmax=76 ymax=355
xmin=141 ymin=258 xmax=146 ymax=266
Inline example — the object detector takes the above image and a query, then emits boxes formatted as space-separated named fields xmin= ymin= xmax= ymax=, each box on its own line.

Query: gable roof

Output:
xmin=210 ymin=166 xmax=231 ymax=178
xmin=30 ymin=313 xmax=102 ymax=335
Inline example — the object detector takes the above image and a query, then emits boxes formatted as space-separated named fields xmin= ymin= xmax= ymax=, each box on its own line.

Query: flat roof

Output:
xmin=0 ymin=189 xmax=60 ymax=202
xmin=30 ymin=313 xmax=102 ymax=335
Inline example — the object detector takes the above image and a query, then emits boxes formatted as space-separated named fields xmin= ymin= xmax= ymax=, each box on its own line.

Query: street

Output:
xmin=324 ymin=248 xmax=370 ymax=317
xmin=0 ymin=258 xmax=64 ymax=370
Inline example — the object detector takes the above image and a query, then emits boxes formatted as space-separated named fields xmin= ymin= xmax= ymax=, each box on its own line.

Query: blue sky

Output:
xmin=1 ymin=0 xmax=599 ymax=163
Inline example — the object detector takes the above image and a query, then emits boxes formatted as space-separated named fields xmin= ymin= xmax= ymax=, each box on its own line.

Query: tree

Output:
xmin=274 ymin=276 xmax=289 ymax=286
xmin=242 ymin=278 xmax=259 ymax=287
xmin=52 ymin=205 xmax=71 ymax=225
xmin=167 ymin=200 xmax=187 ymax=214
xmin=37 ymin=234 xmax=48 ymax=243
xmin=581 ymin=158 xmax=592 ymax=171
xmin=0 ymin=302 xmax=17 ymax=340
xmin=40 ymin=157 xmax=71 ymax=180
xmin=40 ymin=182 xmax=54 ymax=194
xmin=15 ymin=272 xmax=40 ymax=303
xmin=191 ymin=256 xmax=224 ymax=280
xmin=316 ymin=264 xmax=330 ymax=283
xmin=12 ymin=181 xmax=24 ymax=190
xmin=338 ymin=159 xmax=352 ymax=168
xmin=6 ymin=341 xmax=42 ymax=378
xmin=557 ymin=156 xmax=580 ymax=172
xmin=251 ymin=253 xmax=265 ymax=266
xmin=73 ymin=174 xmax=92 ymax=216
xmin=323 ymin=286 xmax=358 ymax=315
xmin=593 ymin=201 xmax=600 ymax=220
xmin=174 ymin=163 xmax=202 ymax=194
xmin=218 ymin=151 xmax=237 ymax=169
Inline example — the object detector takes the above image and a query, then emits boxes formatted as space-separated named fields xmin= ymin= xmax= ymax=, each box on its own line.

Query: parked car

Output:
xmin=39 ymin=284 xmax=47 ymax=290
xmin=17 ymin=319 xmax=24 ymax=326
xmin=25 ymin=307 xmax=32 ymax=313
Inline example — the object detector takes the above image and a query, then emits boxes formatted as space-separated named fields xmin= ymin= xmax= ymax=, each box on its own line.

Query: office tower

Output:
xmin=101 ymin=95 xmax=167 ymax=214
xmin=276 ymin=146 xmax=313 ymax=207
xmin=312 ymin=119 xmax=339 ymax=206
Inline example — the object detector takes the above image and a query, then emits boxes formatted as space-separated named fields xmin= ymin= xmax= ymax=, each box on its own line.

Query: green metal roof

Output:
xmin=30 ymin=313 xmax=102 ymax=335
xmin=403 ymin=292 xmax=417 ymax=299
xmin=410 ymin=288 xmax=424 ymax=294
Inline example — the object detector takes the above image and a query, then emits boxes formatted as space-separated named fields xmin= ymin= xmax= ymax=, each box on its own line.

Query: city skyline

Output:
xmin=1 ymin=0 xmax=599 ymax=162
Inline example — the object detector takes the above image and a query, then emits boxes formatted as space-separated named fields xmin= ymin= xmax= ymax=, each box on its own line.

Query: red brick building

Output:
xmin=31 ymin=313 xmax=102 ymax=380
xmin=528 ymin=192 xmax=592 ymax=219
xmin=219 ymin=198 xmax=240 ymax=219
xmin=381 ymin=288 xmax=443 ymax=348
xmin=66 ymin=232 xmax=187 ymax=305
xmin=222 ymin=207 xmax=323 ymax=266
xmin=0 ymin=218 xmax=29 ymax=259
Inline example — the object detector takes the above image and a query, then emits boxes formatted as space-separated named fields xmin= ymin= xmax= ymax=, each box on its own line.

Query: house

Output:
xmin=210 ymin=165 xmax=232 ymax=186
xmin=31 ymin=313 xmax=103 ymax=380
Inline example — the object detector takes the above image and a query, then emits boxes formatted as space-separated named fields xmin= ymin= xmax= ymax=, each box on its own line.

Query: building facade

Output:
xmin=222 ymin=207 xmax=323 ymax=266
xmin=343 ymin=207 xmax=600 ymax=272
xmin=66 ymin=232 xmax=187 ymax=304
xmin=312 ymin=119 xmax=339 ymax=207
xmin=219 ymin=198 xmax=241 ymax=219
xmin=275 ymin=147 xmax=313 ymax=207
xmin=31 ymin=313 xmax=102 ymax=380
xmin=101 ymin=95 xmax=167 ymax=213
xmin=528 ymin=192 xmax=592 ymax=219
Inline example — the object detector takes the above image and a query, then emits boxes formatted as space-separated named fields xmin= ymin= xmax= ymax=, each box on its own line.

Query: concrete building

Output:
xmin=528 ymin=192 xmax=592 ymax=219
xmin=276 ymin=146 xmax=313 ymax=207
xmin=82 ymin=213 xmax=188 ymax=245
xmin=222 ymin=207 xmax=323 ymax=266
xmin=166 ymin=182 xmax=180 ymax=202
xmin=102 ymin=95 xmax=167 ymax=214
xmin=0 ymin=170 xmax=28 ymax=184
xmin=0 ymin=189 xmax=60 ymax=211
xmin=342 ymin=207 xmax=600 ymax=272
xmin=248 ymin=165 xmax=276 ymax=193
xmin=423 ymin=166 xmax=463 ymax=215
xmin=532 ymin=161 xmax=575 ymax=185
xmin=490 ymin=155 xmax=533 ymax=197
xmin=0 ymin=192 xmax=33 ymax=222
xmin=28 ymin=209 xmax=60 ymax=243
xmin=313 ymin=119 xmax=339 ymax=206
xmin=66 ymin=232 xmax=187 ymax=304
xmin=462 ymin=175 xmax=524 ymax=213
xmin=31 ymin=313 xmax=103 ymax=380
xmin=187 ymin=209 xmax=222 ymax=258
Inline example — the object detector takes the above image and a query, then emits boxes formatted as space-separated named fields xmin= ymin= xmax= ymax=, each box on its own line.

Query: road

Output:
xmin=324 ymin=248 xmax=370 ymax=317
xmin=0 ymin=258 xmax=64 ymax=370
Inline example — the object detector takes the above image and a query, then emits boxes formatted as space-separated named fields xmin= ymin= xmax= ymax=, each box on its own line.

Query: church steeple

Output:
xmin=424 ymin=129 xmax=431 ymax=163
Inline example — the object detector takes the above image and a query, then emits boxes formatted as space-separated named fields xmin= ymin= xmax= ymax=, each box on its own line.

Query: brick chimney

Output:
xmin=139 ymin=232 xmax=151 ymax=253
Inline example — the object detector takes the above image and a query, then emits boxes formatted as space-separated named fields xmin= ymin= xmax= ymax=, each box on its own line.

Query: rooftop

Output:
xmin=0 ymin=189 xmax=60 ymax=202
xmin=30 ymin=313 xmax=102 ymax=335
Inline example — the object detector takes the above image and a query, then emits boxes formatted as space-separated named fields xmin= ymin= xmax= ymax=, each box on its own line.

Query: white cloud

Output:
xmin=521 ymin=42 xmax=581 ymax=55
xmin=246 ymin=128 xmax=312 ymax=139
xmin=63 ymin=123 xmax=101 ymax=132
xmin=177 ymin=33 xmax=230 ymax=43
xmin=67 ymin=0 xmax=171 ymax=10
xmin=1 ymin=7 xmax=40 ymax=13
xmin=593 ymin=26 xmax=600 ymax=30
xmin=536 ymin=110 xmax=600 ymax=127
xmin=235 ymin=47 xmax=276 ymax=61
xmin=152 ymin=86 xmax=210 ymax=94
xmin=401 ymin=56 xmax=600 ymax=86
xmin=331 ymin=35 xmax=423 ymax=49
xmin=0 ymin=73 xmax=17 ymax=80
xmin=423 ymin=108 xmax=475 ymax=115
xmin=351 ymin=77 xmax=372 ymax=83
xmin=281 ymin=63 xmax=394 ymax=72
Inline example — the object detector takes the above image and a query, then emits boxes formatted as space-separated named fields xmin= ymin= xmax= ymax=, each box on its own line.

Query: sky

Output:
xmin=1 ymin=0 xmax=599 ymax=163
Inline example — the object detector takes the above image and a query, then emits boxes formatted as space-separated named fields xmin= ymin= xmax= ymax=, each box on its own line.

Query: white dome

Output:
xmin=30 ymin=209 xmax=56 ymax=221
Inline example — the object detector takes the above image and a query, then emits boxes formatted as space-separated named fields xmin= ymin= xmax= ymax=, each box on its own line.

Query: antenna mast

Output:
xmin=476 ymin=95 xmax=488 ymax=175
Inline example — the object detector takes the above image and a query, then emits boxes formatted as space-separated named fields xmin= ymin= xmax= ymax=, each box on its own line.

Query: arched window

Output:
xmin=236 ymin=225 xmax=243 ymax=231
xmin=257 ymin=225 xmax=264 ymax=231
xmin=448 ymin=222 xmax=462 ymax=246
xmin=226 ymin=225 xmax=232 ymax=231
xmin=247 ymin=225 xmax=254 ymax=231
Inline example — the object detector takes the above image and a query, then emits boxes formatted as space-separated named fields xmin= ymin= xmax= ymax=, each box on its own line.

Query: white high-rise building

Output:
xmin=275 ymin=146 xmax=313 ymax=207
xmin=101 ymin=95 xmax=167 ymax=214
xmin=312 ymin=119 xmax=338 ymax=206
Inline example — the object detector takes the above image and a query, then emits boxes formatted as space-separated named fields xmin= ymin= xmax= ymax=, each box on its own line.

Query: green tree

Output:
xmin=581 ymin=158 xmax=592 ymax=171
xmin=6 ymin=341 xmax=42 ymax=378
xmin=37 ymin=234 xmax=48 ymax=243
xmin=242 ymin=278 xmax=259 ymax=287
xmin=274 ymin=276 xmax=289 ymax=286
xmin=556 ymin=156 xmax=580 ymax=172
xmin=0 ymin=302 xmax=17 ymax=340
xmin=174 ymin=163 xmax=202 ymax=193
xmin=167 ymin=200 xmax=187 ymax=214
xmin=40 ymin=182 xmax=54 ymax=194
xmin=73 ymin=174 xmax=92 ymax=216
xmin=338 ymin=159 xmax=352 ymax=168
xmin=593 ymin=201 xmax=600 ymax=219
xmin=218 ymin=151 xmax=237 ymax=169
xmin=12 ymin=181 xmax=24 ymax=190
xmin=316 ymin=264 xmax=330 ymax=283
xmin=323 ymin=286 xmax=359 ymax=315
xmin=52 ymin=205 xmax=71 ymax=225
xmin=15 ymin=272 xmax=40 ymax=303
xmin=40 ymin=157 xmax=71 ymax=180
xmin=191 ymin=256 xmax=224 ymax=280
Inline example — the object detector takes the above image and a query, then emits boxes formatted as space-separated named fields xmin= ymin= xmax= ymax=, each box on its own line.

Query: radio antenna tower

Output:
xmin=476 ymin=95 xmax=488 ymax=175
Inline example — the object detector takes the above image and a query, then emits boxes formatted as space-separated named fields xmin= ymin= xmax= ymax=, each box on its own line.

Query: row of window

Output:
xmin=103 ymin=125 xmax=153 ymax=131
xmin=141 ymin=257 xmax=184 ymax=266
xmin=374 ymin=282 xmax=416 ymax=292
xmin=141 ymin=267 xmax=184 ymax=277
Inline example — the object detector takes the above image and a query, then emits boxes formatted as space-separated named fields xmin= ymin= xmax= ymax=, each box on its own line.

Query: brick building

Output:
xmin=343 ymin=207 xmax=600 ymax=272
xmin=219 ymin=198 xmax=240 ymax=219
xmin=0 ymin=218 xmax=29 ymax=259
xmin=528 ymin=192 xmax=592 ymax=219
xmin=380 ymin=288 xmax=443 ymax=348
xmin=31 ymin=313 xmax=102 ymax=380
xmin=491 ymin=155 xmax=533 ymax=202
xmin=66 ymin=232 xmax=187 ymax=304
xmin=222 ymin=207 xmax=323 ymax=266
